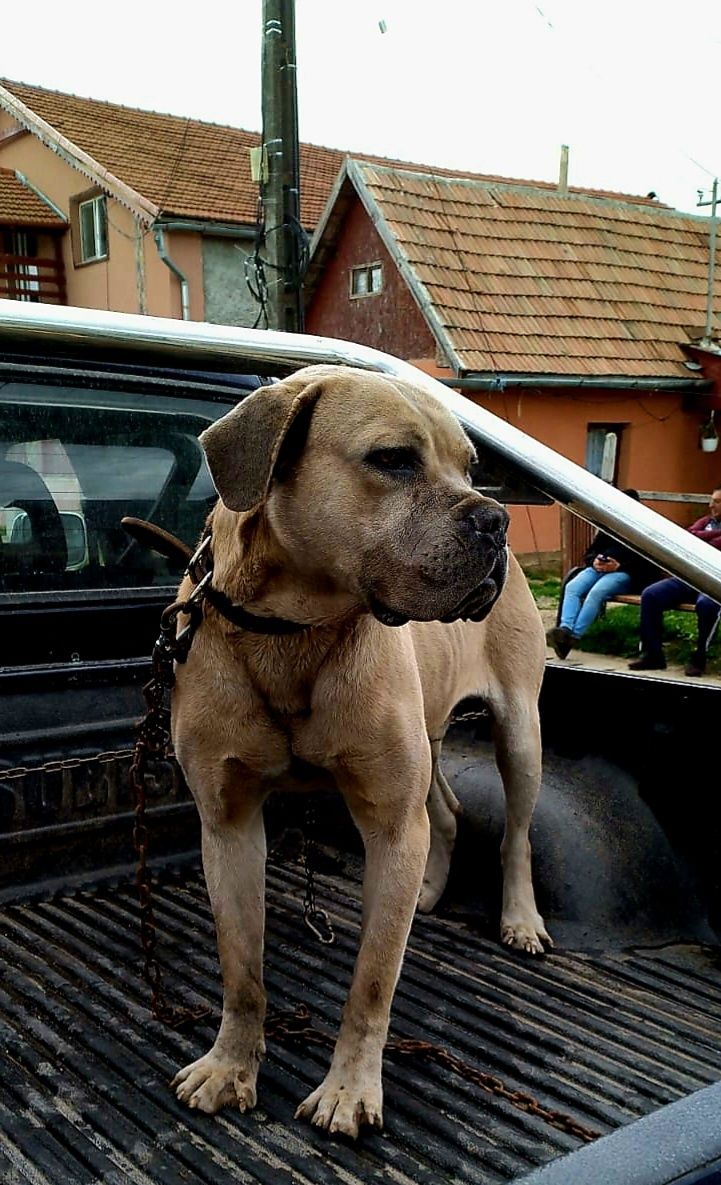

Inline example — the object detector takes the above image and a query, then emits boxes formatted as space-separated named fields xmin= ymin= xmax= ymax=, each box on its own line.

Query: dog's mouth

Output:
xmin=368 ymin=548 xmax=507 ymax=628
xmin=367 ymin=595 xmax=411 ymax=628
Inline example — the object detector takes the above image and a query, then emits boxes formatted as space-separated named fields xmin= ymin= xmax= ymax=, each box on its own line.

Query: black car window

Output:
xmin=1 ymin=382 xmax=222 ymax=593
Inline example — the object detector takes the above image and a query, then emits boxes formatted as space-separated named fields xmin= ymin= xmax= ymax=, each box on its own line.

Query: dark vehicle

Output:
xmin=2 ymin=302 xmax=721 ymax=1185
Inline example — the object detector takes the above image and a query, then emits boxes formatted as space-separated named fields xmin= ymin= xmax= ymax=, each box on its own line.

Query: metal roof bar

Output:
xmin=1 ymin=298 xmax=720 ymax=601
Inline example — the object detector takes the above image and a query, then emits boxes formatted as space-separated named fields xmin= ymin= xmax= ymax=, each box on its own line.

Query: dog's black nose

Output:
xmin=463 ymin=502 xmax=509 ymax=540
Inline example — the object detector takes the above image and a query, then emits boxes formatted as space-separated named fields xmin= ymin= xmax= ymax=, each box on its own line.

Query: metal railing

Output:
xmin=0 ymin=255 xmax=66 ymax=304
xmin=1 ymin=298 xmax=720 ymax=602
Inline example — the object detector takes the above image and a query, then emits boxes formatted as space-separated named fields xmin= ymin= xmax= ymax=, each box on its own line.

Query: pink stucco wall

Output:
xmin=0 ymin=123 xmax=205 ymax=319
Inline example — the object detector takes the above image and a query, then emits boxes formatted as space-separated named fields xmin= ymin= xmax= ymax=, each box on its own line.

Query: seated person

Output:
xmin=629 ymin=487 xmax=721 ymax=677
xmin=548 ymin=489 xmax=657 ymax=660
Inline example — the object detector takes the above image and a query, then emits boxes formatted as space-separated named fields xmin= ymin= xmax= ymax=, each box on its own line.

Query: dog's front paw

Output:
xmin=295 ymin=1073 xmax=383 ymax=1138
xmin=501 ymin=912 xmax=553 ymax=955
xmin=172 ymin=1051 xmax=259 ymax=1114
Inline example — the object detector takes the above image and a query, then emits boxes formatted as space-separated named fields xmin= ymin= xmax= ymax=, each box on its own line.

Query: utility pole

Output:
xmin=697 ymin=178 xmax=718 ymax=346
xmin=261 ymin=0 xmax=304 ymax=333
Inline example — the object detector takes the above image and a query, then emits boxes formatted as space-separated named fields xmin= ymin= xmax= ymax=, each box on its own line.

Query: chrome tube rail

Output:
xmin=2 ymin=299 xmax=720 ymax=602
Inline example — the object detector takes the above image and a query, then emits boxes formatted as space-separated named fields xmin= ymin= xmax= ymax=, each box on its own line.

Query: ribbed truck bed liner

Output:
xmin=2 ymin=859 xmax=721 ymax=1185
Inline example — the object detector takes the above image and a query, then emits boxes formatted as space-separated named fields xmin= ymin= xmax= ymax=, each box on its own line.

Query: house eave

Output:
xmin=439 ymin=372 xmax=712 ymax=393
xmin=0 ymin=84 xmax=159 ymax=225
xmin=344 ymin=159 xmax=463 ymax=373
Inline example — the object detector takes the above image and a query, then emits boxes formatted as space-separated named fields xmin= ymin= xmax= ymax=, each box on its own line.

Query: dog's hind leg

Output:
xmin=417 ymin=736 xmax=461 ymax=913
xmin=172 ymin=761 xmax=268 ymax=1114
xmin=491 ymin=696 xmax=552 ymax=954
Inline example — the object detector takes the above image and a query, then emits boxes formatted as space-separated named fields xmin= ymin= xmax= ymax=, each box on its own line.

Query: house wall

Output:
xmin=414 ymin=361 xmax=720 ymax=566
xmin=306 ymin=200 xmax=437 ymax=358
xmin=306 ymin=195 xmax=719 ymax=566
xmin=0 ymin=128 xmax=207 ymax=319
xmin=203 ymin=237 xmax=259 ymax=326
xmin=163 ymin=230 xmax=205 ymax=321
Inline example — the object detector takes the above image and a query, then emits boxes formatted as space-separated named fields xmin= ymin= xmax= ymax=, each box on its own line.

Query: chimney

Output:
xmin=558 ymin=144 xmax=569 ymax=197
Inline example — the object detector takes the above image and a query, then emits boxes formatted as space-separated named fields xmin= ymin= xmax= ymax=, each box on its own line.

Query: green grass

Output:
xmin=526 ymin=575 xmax=562 ymax=602
xmin=527 ymin=577 xmax=720 ymax=673
xmin=582 ymin=606 xmax=697 ymax=658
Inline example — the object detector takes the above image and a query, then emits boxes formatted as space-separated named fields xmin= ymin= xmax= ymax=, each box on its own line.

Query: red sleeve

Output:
xmin=688 ymin=517 xmax=721 ymax=549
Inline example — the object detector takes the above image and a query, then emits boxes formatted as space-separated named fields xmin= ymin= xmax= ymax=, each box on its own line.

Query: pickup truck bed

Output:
xmin=3 ymin=834 xmax=721 ymax=1185
xmin=3 ymin=308 xmax=721 ymax=1184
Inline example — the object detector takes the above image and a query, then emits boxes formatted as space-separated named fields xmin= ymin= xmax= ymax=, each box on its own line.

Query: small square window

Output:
xmin=78 ymin=195 xmax=108 ymax=263
xmin=350 ymin=263 xmax=383 ymax=297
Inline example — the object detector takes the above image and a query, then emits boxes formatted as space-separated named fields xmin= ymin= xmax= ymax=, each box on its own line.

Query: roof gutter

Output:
xmin=153 ymin=225 xmax=190 ymax=321
xmin=438 ymin=373 xmax=711 ymax=394
xmin=13 ymin=170 xmax=67 ymax=223
xmin=156 ymin=218 xmax=256 ymax=239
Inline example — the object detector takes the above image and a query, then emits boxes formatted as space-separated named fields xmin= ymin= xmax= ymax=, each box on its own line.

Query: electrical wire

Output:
xmin=528 ymin=0 xmax=721 ymax=193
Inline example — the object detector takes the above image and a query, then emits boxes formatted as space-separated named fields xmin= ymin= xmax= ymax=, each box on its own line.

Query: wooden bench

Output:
xmin=606 ymin=592 xmax=696 ymax=612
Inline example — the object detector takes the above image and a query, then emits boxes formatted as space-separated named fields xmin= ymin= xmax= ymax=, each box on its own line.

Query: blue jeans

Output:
xmin=640 ymin=577 xmax=721 ymax=659
xmin=560 ymin=567 xmax=632 ymax=637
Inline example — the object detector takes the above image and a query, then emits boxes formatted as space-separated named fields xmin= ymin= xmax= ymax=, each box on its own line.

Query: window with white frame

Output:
xmin=78 ymin=195 xmax=108 ymax=263
xmin=350 ymin=263 xmax=382 ymax=297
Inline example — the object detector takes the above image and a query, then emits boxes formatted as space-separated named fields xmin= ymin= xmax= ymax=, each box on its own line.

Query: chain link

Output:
xmin=0 ymin=749 xmax=135 ymax=782
xmin=265 ymin=1005 xmax=600 ymax=1144
xmin=301 ymin=804 xmax=335 ymax=945
xmin=129 ymin=577 xmax=209 ymax=1030
xmin=7 ymin=527 xmax=591 ymax=1141
xmin=450 ymin=707 xmax=490 ymax=725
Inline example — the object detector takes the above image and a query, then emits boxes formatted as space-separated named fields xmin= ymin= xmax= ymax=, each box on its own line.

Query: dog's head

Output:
xmin=200 ymin=365 xmax=508 ymax=626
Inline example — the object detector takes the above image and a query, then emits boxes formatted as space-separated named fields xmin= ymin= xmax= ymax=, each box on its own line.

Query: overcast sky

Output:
xmin=3 ymin=0 xmax=720 ymax=215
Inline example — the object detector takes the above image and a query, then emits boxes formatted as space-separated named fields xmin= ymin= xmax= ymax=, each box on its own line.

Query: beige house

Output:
xmin=0 ymin=79 xmax=349 ymax=323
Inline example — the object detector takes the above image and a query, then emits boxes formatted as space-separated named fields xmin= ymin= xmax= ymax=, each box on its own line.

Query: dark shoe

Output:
xmin=684 ymin=653 xmax=706 ymax=677
xmin=546 ymin=626 xmax=577 ymax=660
xmin=628 ymin=653 xmax=666 ymax=671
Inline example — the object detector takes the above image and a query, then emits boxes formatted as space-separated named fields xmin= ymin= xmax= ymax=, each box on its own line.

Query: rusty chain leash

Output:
xmin=2 ymin=712 xmax=598 ymax=1140
xmin=1 ymin=537 xmax=595 ymax=1143
xmin=301 ymin=803 xmax=336 ymax=945
xmin=129 ymin=550 xmax=212 ymax=1030
xmin=265 ymin=1005 xmax=600 ymax=1144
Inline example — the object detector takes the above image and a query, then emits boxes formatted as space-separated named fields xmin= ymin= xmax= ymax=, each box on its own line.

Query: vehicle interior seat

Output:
xmin=0 ymin=459 xmax=68 ymax=585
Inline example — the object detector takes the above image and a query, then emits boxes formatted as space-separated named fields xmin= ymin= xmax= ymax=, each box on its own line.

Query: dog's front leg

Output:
xmin=172 ymin=770 xmax=267 ymax=1114
xmin=296 ymin=744 xmax=430 ymax=1138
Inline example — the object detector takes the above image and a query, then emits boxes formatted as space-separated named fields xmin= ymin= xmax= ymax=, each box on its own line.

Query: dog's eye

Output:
xmin=365 ymin=447 xmax=419 ymax=477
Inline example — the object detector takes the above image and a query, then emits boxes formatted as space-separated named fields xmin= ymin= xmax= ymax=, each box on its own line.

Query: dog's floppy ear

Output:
xmin=199 ymin=372 xmax=325 ymax=512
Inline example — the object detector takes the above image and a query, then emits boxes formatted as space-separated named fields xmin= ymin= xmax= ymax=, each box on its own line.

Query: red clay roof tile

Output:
xmin=0 ymin=168 xmax=65 ymax=227
xmin=353 ymin=163 xmax=716 ymax=377
xmin=0 ymin=79 xmax=665 ymax=231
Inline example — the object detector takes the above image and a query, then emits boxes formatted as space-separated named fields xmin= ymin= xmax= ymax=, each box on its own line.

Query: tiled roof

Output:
xmin=0 ymin=167 xmax=65 ymax=227
xmin=0 ymin=80 xmax=663 ymax=229
xmin=354 ymin=164 xmax=717 ymax=378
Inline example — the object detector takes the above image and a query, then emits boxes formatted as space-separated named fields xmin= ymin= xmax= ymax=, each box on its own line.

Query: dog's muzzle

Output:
xmin=369 ymin=544 xmax=508 ymax=628
xmin=439 ymin=545 xmax=508 ymax=623
xmin=368 ymin=498 xmax=509 ymax=628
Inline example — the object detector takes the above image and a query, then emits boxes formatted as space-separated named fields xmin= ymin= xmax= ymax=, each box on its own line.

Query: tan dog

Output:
xmin=170 ymin=365 xmax=550 ymax=1138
